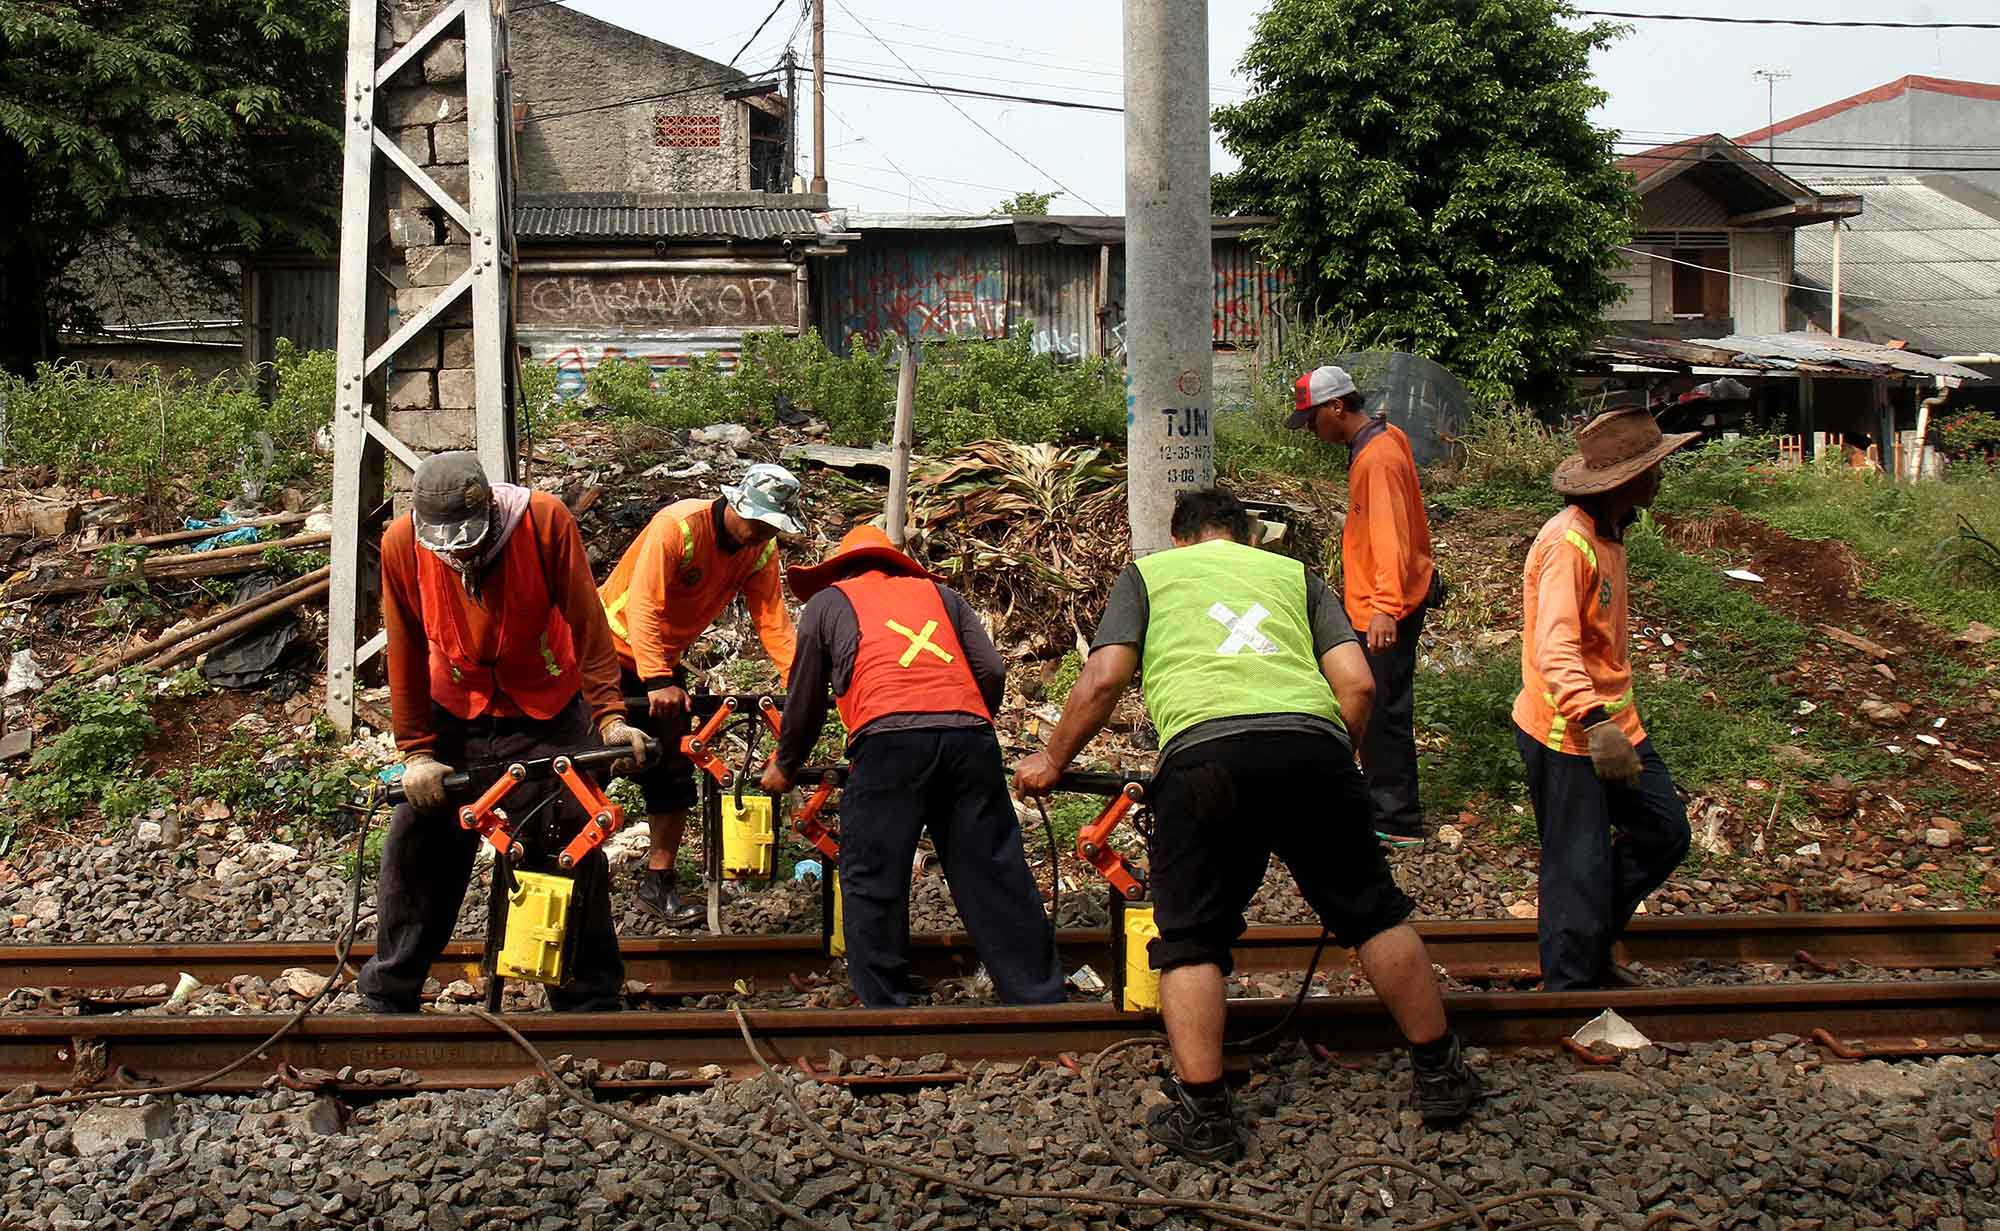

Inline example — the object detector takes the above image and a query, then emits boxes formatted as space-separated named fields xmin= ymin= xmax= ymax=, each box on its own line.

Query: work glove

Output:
xmin=1585 ymin=720 xmax=1643 ymax=788
xmin=402 ymin=754 xmax=453 ymax=811
xmin=602 ymin=716 xmax=652 ymax=775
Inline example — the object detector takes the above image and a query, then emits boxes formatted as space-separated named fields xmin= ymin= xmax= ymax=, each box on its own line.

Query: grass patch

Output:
xmin=1414 ymin=648 xmax=1526 ymax=818
xmin=1658 ymin=443 xmax=2000 ymax=634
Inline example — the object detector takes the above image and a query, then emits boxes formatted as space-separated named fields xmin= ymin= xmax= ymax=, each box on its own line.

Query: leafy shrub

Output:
xmin=1938 ymin=410 xmax=2000 ymax=460
xmin=914 ymin=328 xmax=1124 ymax=450
xmin=7 ymin=672 xmax=159 ymax=822
xmin=0 ymin=343 xmax=334 ymax=515
xmin=564 ymin=327 xmax=1120 ymax=450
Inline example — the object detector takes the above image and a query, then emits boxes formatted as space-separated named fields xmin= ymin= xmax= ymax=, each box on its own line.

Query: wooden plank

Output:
xmin=120 ymin=512 xmax=309 ymax=549
xmin=779 ymin=443 xmax=917 ymax=474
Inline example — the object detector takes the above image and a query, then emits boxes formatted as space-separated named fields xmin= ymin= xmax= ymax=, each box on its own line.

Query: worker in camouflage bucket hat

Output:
xmin=598 ymin=462 xmax=804 ymax=927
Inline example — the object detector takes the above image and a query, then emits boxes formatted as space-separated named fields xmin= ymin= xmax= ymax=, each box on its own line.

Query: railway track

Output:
xmin=4 ymin=911 xmax=1995 ymax=1002
xmin=1 ymin=979 xmax=1994 ymax=1093
xmin=0 ymin=911 xmax=1993 ymax=1095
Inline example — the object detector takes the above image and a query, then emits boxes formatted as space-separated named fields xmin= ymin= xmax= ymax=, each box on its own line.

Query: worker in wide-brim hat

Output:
xmin=359 ymin=452 xmax=649 ymax=1014
xmin=597 ymin=461 xmax=804 ymax=928
xmin=1514 ymin=397 xmax=1697 ymax=992
xmin=761 ymin=524 xmax=1062 ymax=1008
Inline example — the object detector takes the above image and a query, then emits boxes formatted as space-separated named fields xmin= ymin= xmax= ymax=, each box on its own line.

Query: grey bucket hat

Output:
xmin=412 ymin=451 xmax=494 ymax=553
xmin=721 ymin=462 xmax=804 ymax=536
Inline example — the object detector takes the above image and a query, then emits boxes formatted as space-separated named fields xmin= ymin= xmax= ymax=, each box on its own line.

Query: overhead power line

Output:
xmin=530 ymin=72 xmax=776 ymax=123
xmin=829 ymin=0 xmax=1106 ymax=213
xmin=822 ymin=68 xmax=1122 ymax=113
xmin=728 ymin=0 xmax=790 ymax=67
xmin=1619 ymin=245 xmax=1994 ymax=307
xmin=1579 ymin=9 xmax=2000 ymax=29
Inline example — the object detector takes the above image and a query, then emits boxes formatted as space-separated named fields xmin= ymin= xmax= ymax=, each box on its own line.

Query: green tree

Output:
xmin=993 ymin=190 xmax=1058 ymax=216
xmin=1212 ymin=0 xmax=1634 ymax=405
xmin=0 ymin=1 xmax=345 ymax=374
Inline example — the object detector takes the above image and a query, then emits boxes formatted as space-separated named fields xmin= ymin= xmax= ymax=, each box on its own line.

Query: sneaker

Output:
xmin=1410 ymin=1035 xmax=1484 ymax=1124
xmin=635 ymin=867 xmax=704 ymax=928
xmin=357 ymin=994 xmax=413 ymax=1014
xmin=1144 ymin=1077 xmax=1242 ymax=1164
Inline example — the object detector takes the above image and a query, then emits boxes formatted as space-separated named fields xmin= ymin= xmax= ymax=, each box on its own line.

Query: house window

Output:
xmin=1671 ymin=247 xmax=1730 ymax=319
xmin=655 ymin=113 xmax=722 ymax=148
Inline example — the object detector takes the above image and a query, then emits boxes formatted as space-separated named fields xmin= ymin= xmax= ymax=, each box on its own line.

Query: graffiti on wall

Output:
xmin=828 ymin=247 xmax=1009 ymax=350
xmin=519 ymin=332 xmax=741 ymax=399
xmin=1213 ymin=261 xmax=1291 ymax=348
xmin=519 ymin=272 xmax=795 ymax=331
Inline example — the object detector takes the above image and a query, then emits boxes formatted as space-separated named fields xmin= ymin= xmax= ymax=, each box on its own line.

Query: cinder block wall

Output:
xmin=508 ymin=0 xmax=751 ymax=194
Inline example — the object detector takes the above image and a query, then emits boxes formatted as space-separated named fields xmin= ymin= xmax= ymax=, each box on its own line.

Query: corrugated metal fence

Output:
xmin=818 ymin=233 xmax=1290 ymax=361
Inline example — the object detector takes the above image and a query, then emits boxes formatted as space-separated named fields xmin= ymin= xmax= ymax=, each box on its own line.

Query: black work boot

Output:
xmin=1145 ymin=1077 xmax=1242 ymax=1164
xmin=1410 ymin=1034 xmax=1485 ymax=1124
xmin=635 ymin=866 xmax=703 ymax=928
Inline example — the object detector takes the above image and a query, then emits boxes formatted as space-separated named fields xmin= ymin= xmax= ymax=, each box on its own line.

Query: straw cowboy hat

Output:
xmin=1552 ymin=400 xmax=1701 ymax=496
xmin=788 ymin=524 xmax=944 ymax=602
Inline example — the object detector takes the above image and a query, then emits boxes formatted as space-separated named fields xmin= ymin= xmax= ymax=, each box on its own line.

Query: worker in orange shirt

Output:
xmin=1289 ymin=365 xmax=1438 ymax=845
xmin=598 ymin=463 xmax=802 ymax=927
xmin=1515 ymin=398 xmax=1694 ymax=991
xmin=359 ymin=452 xmax=648 ymax=1013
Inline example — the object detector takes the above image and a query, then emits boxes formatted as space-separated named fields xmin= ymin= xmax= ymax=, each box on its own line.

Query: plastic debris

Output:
xmin=1570 ymin=1008 xmax=1651 ymax=1052
xmin=181 ymin=512 xmax=259 ymax=552
xmin=1068 ymin=964 xmax=1106 ymax=994
xmin=1723 ymin=569 xmax=1764 ymax=583
xmin=792 ymin=859 xmax=822 ymax=882
xmin=1796 ymin=842 xmax=1822 ymax=857
xmin=165 ymin=972 xmax=201 ymax=1009
xmin=2 ymin=648 xmax=42 ymax=697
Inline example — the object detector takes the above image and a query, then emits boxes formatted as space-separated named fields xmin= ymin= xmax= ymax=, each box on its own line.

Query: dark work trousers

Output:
xmin=1358 ymin=605 xmax=1427 ymax=836
xmin=358 ymin=695 xmax=625 ymax=1012
xmin=1514 ymin=728 xmax=1690 ymax=991
xmin=838 ymin=726 xmax=1064 ymax=1008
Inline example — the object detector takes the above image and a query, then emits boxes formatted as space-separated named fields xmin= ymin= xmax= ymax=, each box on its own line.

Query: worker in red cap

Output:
xmin=761 ymin=525 xmax=1062 ymax=1007
xmin=1289 ymin=364 xmax=1439 ymax=846
xmin=359 ymin=451 xmax=649 ymax=1014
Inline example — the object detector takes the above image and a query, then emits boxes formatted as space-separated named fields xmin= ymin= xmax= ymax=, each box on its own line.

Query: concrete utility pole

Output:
xmin=1123 ymin=0 xmax=1213 ymax=557
xmin=810 ymin=0 xmax=828 ymax=194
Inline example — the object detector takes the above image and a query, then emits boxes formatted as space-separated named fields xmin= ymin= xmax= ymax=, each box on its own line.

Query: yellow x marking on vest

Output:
xmin=885 ymin=618 xmax=954 ymax=667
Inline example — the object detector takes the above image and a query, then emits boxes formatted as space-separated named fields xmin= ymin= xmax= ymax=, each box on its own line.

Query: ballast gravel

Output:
xmin=0 ymin=816 xmax=1883 ymax=949
xmin=1 ymin=1040 xmax=1994 ymax=1230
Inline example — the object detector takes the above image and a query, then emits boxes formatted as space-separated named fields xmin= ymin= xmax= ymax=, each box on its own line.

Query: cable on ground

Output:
xmin=0 ymin=784 xmax=385 ymax=1118
xmin=1031 ymin=797 xmax=1059 ymax=927
xmin=471 ymin=1008 xmax=831 ymax=1231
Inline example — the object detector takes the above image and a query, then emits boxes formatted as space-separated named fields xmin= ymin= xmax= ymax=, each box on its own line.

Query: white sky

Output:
xmin=557 ymin=0 xmax=2000 ymax=215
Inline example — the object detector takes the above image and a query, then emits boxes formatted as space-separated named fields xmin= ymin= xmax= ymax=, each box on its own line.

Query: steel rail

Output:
xmin=1 ymin=979 xmax=1994 ymax=1093
xmin=3 ymin=912 xmax=1994 ymax=1000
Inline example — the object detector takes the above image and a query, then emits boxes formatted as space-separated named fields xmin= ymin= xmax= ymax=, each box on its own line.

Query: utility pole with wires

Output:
xmin=1123 ymin=0 xmax=1213 ymax=556
xmin=810 ymin=0 xmax=828 ymax=193
xmin=1753 ymin=68 xmax=1791 ymax=164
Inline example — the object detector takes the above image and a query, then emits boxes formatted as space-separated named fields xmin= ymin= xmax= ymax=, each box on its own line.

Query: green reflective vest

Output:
xmin=1132 ymin=538 xmax=1342 ymax=749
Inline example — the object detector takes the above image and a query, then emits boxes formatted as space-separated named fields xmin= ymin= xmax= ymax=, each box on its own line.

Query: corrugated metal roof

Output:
xmin=1794 ymin=175 xmax=2000 ymax=355
xmin=1589 ymin=332 xmax=1988 ymax=381
xmin=515 ymin=205 xmax=821 ymax=241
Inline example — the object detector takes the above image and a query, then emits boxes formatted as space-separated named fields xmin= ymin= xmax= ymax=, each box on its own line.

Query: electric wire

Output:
xmin=728 ymin=0 xmax=791 ymax=68
xmin=0 ymin=784 xmax=385 ymax=1118
xmin=822 ymin=98 xmax=958 ymax=211
xmin=1578 ymin=9 xmax=2000 ymax=29
xmin=827 ymin=0 xmax=1105 ymax=213
xmin=822 ymin=68 xmax=1122 ymax=114
xmin=1618 ymin=243 xmax=1996 ymax=305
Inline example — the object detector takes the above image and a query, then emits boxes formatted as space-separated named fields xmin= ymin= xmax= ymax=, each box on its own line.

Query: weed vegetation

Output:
xmin=0 ymin=341 xmax=333 ymax=515
xmin=576 ymin=327 xmax=1123 ymax=451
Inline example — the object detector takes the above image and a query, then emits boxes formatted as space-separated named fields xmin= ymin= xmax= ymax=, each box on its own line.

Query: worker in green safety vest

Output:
xmin=1014 ymin=486 xmax=1483 ymax=1164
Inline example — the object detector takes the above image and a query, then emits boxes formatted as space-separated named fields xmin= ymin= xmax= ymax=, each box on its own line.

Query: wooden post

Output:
xmin=886 ymin=336 xmax=918 ymax=550
xmin=1797 ymin=375 xmax=1816 ymax=458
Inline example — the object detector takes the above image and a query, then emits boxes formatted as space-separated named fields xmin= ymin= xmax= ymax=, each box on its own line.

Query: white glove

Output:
xmin=402 ymin=754 xmax=453 ymax=811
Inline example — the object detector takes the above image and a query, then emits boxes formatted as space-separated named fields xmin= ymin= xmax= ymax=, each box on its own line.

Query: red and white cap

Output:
xmin=1288 ymin=365 xmax=1360 ymax=428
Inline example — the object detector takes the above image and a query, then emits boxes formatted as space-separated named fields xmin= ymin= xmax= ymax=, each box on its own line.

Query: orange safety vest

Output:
xmin=413 ymin=502 xmax=580 ymax=721
xmin=832 ymin=574 xmax=991 ymax=738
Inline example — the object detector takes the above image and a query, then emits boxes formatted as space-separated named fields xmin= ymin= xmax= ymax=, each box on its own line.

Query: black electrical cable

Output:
xmin=1031 ymin=797 xmax=1060 ymax=927
xmin=1 ymin=783 xmax=385 ymax=1118
xmin=1224 ymin=925 xmax=1333 ymax=1053
xmin=1578 ymin=9 xmax=2000 ymax=29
